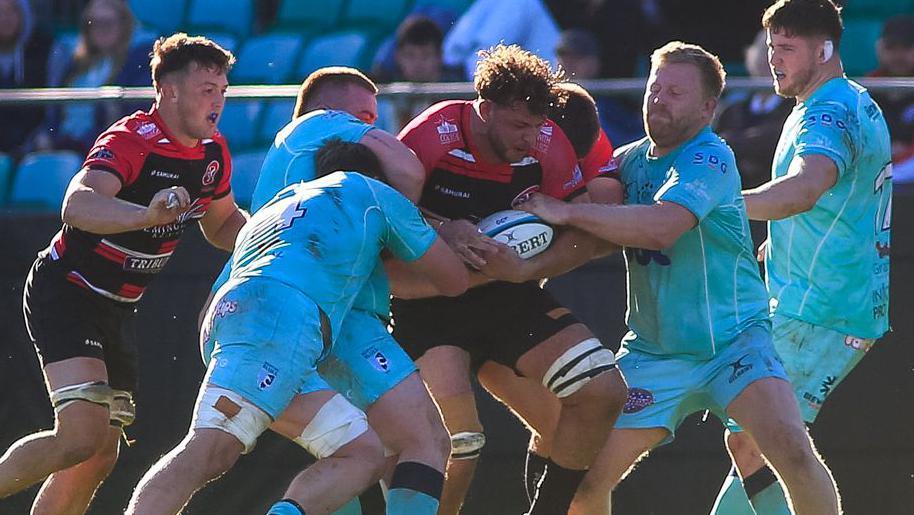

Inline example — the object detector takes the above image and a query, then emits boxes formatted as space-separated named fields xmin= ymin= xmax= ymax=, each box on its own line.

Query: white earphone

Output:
xmin=822 ymin=40 xmax=834 ymax=63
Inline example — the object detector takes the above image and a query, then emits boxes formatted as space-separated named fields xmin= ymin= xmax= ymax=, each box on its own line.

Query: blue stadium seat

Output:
xmin=258 ymin=100 xmax=296 ymax=145
xmin=412 ymin=0 xmax=475 ymax=16
xmin=186 ymin=0 xmax=253 ymax=38
xmin=218 ymin=100 xmax=263 ymax=151
xmin=297 ymin=31 xmax=375 ymax=77
xmin=343 ymin=0 xmax=411 ymax=30
xmin=843 ymin=0 xmax=914 ymax=17
xmin=207 ymin=33 xmax=240 ymax=54
xmin=232 ymin=33 xmax=306 ymax=84
xmin=129 ymin=0 xmax=188 ymax=34
xmin=842 ymin=19 xmax=883 ymax=76
xmin=275 ymin=0 xmax=345 ymax=30
xmin=9 ymin=152 xmax=84 ymax=210
xmin=230 ymin=150 xmax=267 ymax=209
xmin=0 ymin=153 xmax=12 ymax=206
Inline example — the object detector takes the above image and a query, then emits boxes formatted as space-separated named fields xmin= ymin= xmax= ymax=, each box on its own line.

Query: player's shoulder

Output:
xmin=802 ymin=79 xmax=857 ymax=119
xmin=97 ymin=110 xmax=158 ymax=148
xmin=679 ymin=128 xmax=737 ymax=173
xmin=207 ymin=129 xmax=230 ymax=152
xmin=399 ymin=100 xmax=468 ymax=150
xmin=612 ymin=137 xmax=650 ymax=166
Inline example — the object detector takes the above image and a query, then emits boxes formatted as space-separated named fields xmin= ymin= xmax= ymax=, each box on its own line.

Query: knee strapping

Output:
xmin=49 ymin=381 xmax=137 ymax=427
xmin=542 ymin=338 xmax=616 ymax=398
xmin=450 ymin=431 xmax=486 ymax=460
xmin=292 ymin=394 xmax=369 ymax=459
xmin=192 ymin=386 xmax=271 ymax=454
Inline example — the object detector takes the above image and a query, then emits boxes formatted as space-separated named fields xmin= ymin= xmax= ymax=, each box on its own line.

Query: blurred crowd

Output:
xmin=1 ymin=0 xmax=913 ymax=187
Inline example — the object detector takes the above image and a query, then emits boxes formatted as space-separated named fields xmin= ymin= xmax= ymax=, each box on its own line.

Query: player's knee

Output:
xmin=543 ymin=338 xmax=618 ymax=402
xmin=292 ymin=394 xmax=372 ymax=460
xmin=450 ymin=429 xmax=486 ymax=461
xmin=333 ymin=430 xmax=387 ymax=483
xmin=192 ymin=386 xmax=272 ymax=454
xmin=762 ymin=425 xmax=817 ymax=472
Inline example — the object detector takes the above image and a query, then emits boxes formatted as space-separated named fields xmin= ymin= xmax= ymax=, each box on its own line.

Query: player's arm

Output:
xmin=360 ymin=129 xmax=426 ymax=202
xmin=199 ymin=192 xmax=249 ymax=251
xmin=387 ymin=238 xmax=468 ymax=298
xmin=61 ymin=168 xmax=191 ymax=234
xmin=742 ymin=154 xmax=838 ymax=220
xmin=519 ymin=193 xmax=697 ymax=250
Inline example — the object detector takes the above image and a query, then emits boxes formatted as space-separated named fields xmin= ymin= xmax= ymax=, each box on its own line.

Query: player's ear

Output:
xmin=479 ymin=99 xmax=494 ymax=122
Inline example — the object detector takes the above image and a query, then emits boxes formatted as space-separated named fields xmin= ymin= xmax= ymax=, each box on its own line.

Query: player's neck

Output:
xmin=155 ymin=103 xmax=200 ymax=148
xmin=796 ymin=62 xmax=843 ymax=103
xmin=649 ymin=123 xmax=706 ymax=158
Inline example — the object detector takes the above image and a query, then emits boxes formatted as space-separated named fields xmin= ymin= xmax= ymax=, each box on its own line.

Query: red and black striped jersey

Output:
xmin=44 ymin=107 xmax=233 ymax=303
xmin=398 ymin=100 xmax=584 ymax=222
xmin=581 ymin=128 xmax=619 ymax=182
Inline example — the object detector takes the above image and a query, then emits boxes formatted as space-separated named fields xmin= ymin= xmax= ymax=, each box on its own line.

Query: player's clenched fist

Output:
xmin=144 ymin=186 xmax=191 ymax=226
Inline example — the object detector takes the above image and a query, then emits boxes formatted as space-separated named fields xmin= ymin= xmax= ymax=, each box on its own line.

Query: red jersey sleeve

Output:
xmin=213 ymin=133 xmax=233 ymax=200
xmin=83 ymin=125 xmax=147 ymax=187
xmin=581 ymin=128 xmax=620 ymax=182
xmin=537 ymin=122 xmax=585 ymax=200
xmin=398 ymin=101 xmax=466 ymax=176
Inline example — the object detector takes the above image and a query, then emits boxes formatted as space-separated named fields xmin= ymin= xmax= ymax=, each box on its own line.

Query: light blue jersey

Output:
xmin=213 ymin=110 xmax=391 ymax=317
xmin=228 ymin=172 xmax=436 ymax=341
xmin=616 ymin=126 xmax=770 ymax=360
xmin=767 ymin=77 xmax=891 ymax=338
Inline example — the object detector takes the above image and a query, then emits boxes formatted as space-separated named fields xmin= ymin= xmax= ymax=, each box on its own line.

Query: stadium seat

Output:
xmin=342 ymin=0 xmax=411 ymax=31
xmin=207 ymin=33 xmax=240 ymax=54
xmin=232 ymin=33 xmax=306 ymax=85
xmin=129 ymin=0 xmax=188 ymax=34
xmin=297 ymin=31 xmax=376 ymax=78
xmin=186 ymin=0 xmax=253 ymax=38
xmin=413 ymin=0 xmax=475 ymax=16
xmin=0 ymin=153 xmax=11 ymax=206
xmin=258 ymin=100 xmax=296 ymax=145
xmin=218 ymin=100 xmax=263 ymax=151
xmin=230 ymin=150 xmax=267 ymax=209
xmin=842 ymin=19 xmax=883 ymax=76
xmin=842 ymin=0 xmax=914 ymax=18
xmin=9 ymin=151 xmax=84 ymax=210
xmin=274 ymin=0 xmax=345 ymax=30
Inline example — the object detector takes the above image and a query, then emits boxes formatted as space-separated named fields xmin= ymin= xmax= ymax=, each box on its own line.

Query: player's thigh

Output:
xmin=725 ymin=377 xmax=810 ymax=459
xmin=581 ymin=427 xmax=669 ymax=492
xmin=366 ymin=372 xmax=447 ymax=453
xmin=515 ymin=322 xmax=596 ymax=382
xmin=477 ymin=360 xmax=560 ymax=436
xmin=417 ymin=345 xmax=474 ymax=399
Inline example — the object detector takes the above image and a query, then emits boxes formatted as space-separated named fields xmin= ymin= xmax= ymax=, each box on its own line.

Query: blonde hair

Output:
xmin=650 ymin=41 xmax=727 ymax=99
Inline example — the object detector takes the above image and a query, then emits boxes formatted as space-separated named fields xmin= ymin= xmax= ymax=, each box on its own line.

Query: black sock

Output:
xmin=744 ymin=464 xmax=779 ymax=499
xmin=524 ymin=450 xmax=549 ymax=503
xmin=527 ymin=459 xmax=587 ymax=514
xmin=358 ymin=482 xmax=386 ymax=514
xmin=389 ymin=461 xmax=445 ymax=500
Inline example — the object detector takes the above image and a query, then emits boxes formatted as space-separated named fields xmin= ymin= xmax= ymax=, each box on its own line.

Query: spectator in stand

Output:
xmin=0 ymin=0 xmax=51 ymax=157
xmin=715 ymin=30 xmax=793 ymax=188
xmin=33 ymin=0 xmax=151 ymax=154
xmin=555 ymin=28 xmax=644 ymax=146
xmin=868 ymin=14 xmax=914 ymax=184
xmin=374 ymin=16 xmax=463 ymax=132
xmin=442 ymin=0 xmax=561 ymax=80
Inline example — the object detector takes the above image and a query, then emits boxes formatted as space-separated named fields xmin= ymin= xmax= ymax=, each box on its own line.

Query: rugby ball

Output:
xmin=477 ymin=209 xmax=554 ymax=260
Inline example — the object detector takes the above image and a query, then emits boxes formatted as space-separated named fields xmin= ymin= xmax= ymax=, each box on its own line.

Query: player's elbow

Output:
xmin=60 ymin=188 xmax=87 ymax=228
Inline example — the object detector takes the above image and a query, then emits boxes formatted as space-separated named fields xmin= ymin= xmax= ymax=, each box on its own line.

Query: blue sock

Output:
xmin=386 ymin=461 xmax=443 ymax=515
xmin=331 ymin=498 xmax=362 ymax=515
xmin=745 ymin=466 xmax=791 ymax=515
xmin=711 ymin=466 xmax=757 ymax=515
xmin=267 ymin=499 xmax=305 ymax=515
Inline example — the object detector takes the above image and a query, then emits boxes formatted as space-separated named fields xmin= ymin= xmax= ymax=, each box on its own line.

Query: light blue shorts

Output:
xmin=726 ymin=313 xmax=875 ymax=431
xmin=317 ymin=310 xmax=416 ymax=411
xmin=616 ymin=324 xmax=788 ymax=443
xmin=203 ymin=278 xmax=331 ymax=419
xmin=202 ymin=296 xmax=415 ymax=413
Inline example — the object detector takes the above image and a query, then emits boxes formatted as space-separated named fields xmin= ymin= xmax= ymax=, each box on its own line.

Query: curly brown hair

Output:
xmin=150 ymin=33 xmax=235 ymax=89
xmin=473 ymin=44 xmax=566 ymax=117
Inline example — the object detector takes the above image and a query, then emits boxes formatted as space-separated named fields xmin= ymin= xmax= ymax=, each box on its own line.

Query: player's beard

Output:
xmin=488 ymin=131 xmax=523 ymax=164
xmin=645 ymin=109 xmax=696 ymax=149
xmin=773 ymin=65 xmax=815 ymax=99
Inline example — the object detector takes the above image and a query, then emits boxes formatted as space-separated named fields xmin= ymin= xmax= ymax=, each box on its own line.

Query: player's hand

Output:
xmin=438 ymin=219 xmax=500 ymax=269
xmin=516 ymin=193 xmax=571 ymax=225
xmin=756 ymin=239 xmax=768 ymax=263
xmin=145 ymin=186 xmax=191 ymax=226
xmin=477 ymin=243 xmax=529 ymax=283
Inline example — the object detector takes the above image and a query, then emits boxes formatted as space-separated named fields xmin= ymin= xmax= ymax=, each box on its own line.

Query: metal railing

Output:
xmin=2 ymin=77 xmax=913 ymax=104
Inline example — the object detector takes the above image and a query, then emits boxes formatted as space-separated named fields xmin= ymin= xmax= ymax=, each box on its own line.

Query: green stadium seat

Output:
xmin=0 ymin=153 xmax=12 ymax=206
xmin=9 ymin=151 xmax=84 ymax=210
xmin=343 ymin=0 xmax=411 ymax=31
xmin=219 ymin=100 xmax=263 ymax=151
xmin=275 ymin=0 xmax=345 ymax=30
xmin=258 ymin=100 xmax=296 ymax=145
xmin=297 ymin=31 xmax=376 ymax=77
xmin=842 ymin=0 xmax=914 ymax=18
xmin=842 ymin=19 xmax=883 ymax=76
xmin=413 ymin=0 xmax=475 ymax=16
xmin=230 ymin=151 xmax=267 ymax=209
xmin=232 ymin=33 xmax=306 ymax=84
xmin=207 ymin=33 xmax=240 ymax=53
xmin=130 ymin=0 xmax=188 ymax=34
xmin=186 ymin=0 xmax=253 ymax=38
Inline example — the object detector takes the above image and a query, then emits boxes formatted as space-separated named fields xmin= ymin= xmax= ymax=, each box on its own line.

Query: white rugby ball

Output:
xmin=477 ymin=209 xmax=554 ymax=260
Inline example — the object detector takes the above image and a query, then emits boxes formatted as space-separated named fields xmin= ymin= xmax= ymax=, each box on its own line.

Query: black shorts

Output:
xmin=23 ymin=257 xmax=139 ymax=392
xmin=392 ymin=281 xmax=580 ymax=371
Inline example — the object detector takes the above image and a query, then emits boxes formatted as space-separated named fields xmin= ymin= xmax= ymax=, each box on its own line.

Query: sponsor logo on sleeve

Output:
xmin=89 ymin=147 xmax=116 ymax=161
xmin=436 ymin=117 xmax=460 ymax=145
xmin=135 ymin=121 xmax=162 ymax=140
